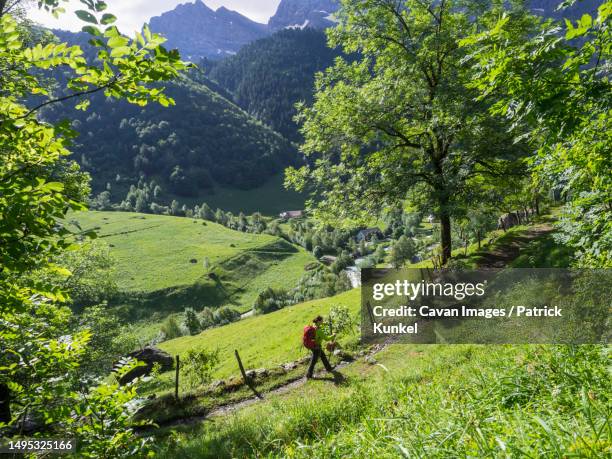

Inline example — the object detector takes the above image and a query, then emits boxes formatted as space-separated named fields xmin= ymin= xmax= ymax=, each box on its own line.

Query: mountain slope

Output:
xmin=149 ymin=0 xmax=268 ymax=60
xmin=43 ymin=73 xmax=297 ymax=200
xmin=69 ymin=211 xmax=316 ymax=319
xmin=209 ymin=28 xmax=342 ymax=142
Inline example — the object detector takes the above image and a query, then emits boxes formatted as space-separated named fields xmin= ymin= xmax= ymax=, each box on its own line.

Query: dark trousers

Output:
xmin=307 ymin=347 xmax=333 ymax=377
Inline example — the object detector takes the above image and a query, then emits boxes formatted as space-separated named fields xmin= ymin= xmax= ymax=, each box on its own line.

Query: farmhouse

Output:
xmin=279 ymin=210 xmax=304 ymax=220
xmin=356 ymin=227 xmax=383 ymax=243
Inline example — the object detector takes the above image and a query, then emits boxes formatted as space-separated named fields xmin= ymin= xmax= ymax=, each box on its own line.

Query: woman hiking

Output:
xmin=303 ymin=315 xmax=335 ymax=379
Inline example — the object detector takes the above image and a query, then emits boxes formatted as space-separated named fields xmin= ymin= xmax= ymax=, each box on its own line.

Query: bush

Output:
xmin=356 ymin=256 xmax=376 ymax=269
xmin=181 ymin=348 xmax=220 ymax=390
xmin=325 ymin=305 xmax=357 ymax=339
xmin=254 ymin=287 xmax=290 ymax=314
xmin=213 ymin=306 xmax=241 ymax=326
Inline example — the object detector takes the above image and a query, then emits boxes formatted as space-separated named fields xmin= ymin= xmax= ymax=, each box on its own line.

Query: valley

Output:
xmin=2 ymin=0 xmax=609 ymax=457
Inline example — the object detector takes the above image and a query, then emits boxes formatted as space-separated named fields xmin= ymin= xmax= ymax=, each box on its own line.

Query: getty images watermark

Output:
xmin=361 ymin=268 xmax=610 ymax=344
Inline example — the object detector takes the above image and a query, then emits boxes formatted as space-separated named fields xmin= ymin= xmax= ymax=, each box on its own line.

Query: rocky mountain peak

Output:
xmin=149 ymin=1 xmax=268 ymax=60
xmin=268 ymin=0 xmax=339 ymax=31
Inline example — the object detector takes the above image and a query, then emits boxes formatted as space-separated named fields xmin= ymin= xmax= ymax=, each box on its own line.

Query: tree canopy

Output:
xmin=0 ymin=0 xmax=188 ymax=453
xmin=287 ymin=0 xmax=529 ymax=263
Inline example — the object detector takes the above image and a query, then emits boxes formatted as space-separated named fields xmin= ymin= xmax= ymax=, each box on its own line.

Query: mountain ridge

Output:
xmin=149 ymin=0 xmax=268 ymax=60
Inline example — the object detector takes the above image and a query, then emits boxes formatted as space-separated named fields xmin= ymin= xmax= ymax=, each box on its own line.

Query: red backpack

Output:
xmin=303 ymin=325 xmax=317 ymax=350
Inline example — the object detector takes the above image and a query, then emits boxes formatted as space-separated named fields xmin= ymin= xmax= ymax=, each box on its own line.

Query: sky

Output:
xmin=27 ymin=0 xmax=282 ymax=34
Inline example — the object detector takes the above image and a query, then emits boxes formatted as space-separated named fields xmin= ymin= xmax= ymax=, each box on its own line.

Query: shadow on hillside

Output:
xmin=110 ymin=241 xmax=302 ymax=322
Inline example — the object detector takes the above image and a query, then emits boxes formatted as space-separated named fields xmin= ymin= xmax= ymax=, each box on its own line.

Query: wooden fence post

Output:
xmin=235 ymin=349 xmax=248 ymax=383
xmin=174 ymin=355 xmax=180 ymax=401
xmin=235 ymin=350 xmax=263 ymax=399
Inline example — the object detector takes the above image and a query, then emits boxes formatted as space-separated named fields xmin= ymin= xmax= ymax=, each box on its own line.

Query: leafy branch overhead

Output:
xmin=0 ymin=0 xmax=189 ymax=455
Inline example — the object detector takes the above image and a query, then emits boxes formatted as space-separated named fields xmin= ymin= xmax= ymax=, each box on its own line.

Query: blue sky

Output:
xmin=28 ymin=0 xmax=282 ymax=33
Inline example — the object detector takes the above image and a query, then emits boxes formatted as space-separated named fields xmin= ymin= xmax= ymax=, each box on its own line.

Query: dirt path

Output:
xmin=475 ymin=223 xmax=554 ymax=268
xmin=156 ymin=344 xmax=388 ymax=429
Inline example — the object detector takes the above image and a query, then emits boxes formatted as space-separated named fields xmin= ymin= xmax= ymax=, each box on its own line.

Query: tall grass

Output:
xmin=155 ymin=345 xmax=610 ymax=458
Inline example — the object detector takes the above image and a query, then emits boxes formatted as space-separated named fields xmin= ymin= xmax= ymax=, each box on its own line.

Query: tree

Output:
xmin=464 ymin=1 xmax=612 ymax=267
xmin=0 ymin=0 xmax=188 ymax=452
xmin=184 ymin=307 xmax=202 ymax=336
xmin=287 ymin=0 xmax=527 ymax=264
xmin=200 ymin=202 xmax=215 ymax=221
xmin=160 ymin=316 xmax=183 ymax=340
xmin=390 ymin=235 xmax=416 ymax=268
xmin=77 ymin=304 xmax=136 ymax=376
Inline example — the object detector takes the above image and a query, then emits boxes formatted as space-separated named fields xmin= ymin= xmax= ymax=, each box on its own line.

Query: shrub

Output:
xmin=325 ymin=305 xmax=357 ymax=339
xmin=213 ymin=306 xmax=241 ymax=326
xmin=254 ymin=287 xmax=290 ymax=314
xmin=181 ymin=348 xmax=220 ymax=390
xmin=356 ymin=256 xmax=376 ymax=269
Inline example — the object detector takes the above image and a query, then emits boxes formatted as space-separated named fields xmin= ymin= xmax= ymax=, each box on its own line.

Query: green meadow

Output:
xmin=67 ymin=211 xmax=317 ymax=336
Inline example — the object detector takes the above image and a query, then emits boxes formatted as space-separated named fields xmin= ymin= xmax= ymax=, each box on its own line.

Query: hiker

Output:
xmin=303 ymin=315 xmax=335 ymax=379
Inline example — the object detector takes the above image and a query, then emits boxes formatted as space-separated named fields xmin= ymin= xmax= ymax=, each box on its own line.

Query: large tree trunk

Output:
xmin=440 ymin=212 xmax=452 ymax=265
xmin=0 ymin=383 xmax=10 ymax=424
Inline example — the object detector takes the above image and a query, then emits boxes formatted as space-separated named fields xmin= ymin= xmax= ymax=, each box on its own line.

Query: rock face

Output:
xmin=117 ymin=347 xmax=174 ymax=385
xmin=268 ymin=0 xmax=339 ymax=31
xmin=149 ymin=0 xmax=268 ymax=60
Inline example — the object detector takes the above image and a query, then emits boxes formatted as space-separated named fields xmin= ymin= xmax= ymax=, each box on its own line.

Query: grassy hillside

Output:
xmin=156 ymin=343 xmax=609 ymax=458
xmin=159 ymin=288 xmax=360 ymax=380
xmin=68 ymin=211 xmax=316 ymax=324
xmin=149 ymin=221 xmax=608 ymax=458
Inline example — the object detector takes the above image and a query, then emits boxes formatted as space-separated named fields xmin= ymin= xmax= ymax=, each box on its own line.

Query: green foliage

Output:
xmin=390 ymin=235 xmax=416 ymax=268
xmin=0 ymin=1 xmax=186 ymax=452
xmin=209 ymin=28 xmax=343 ymax=142
xmin=184 ymin=307 xmax=201 ymax=336
xmin=287 ymin=219 xmax=353 ymax=255
xmin=287 ymin=0 xmax=527 ymax=263
xmin=181 ymin=348 xmax=220 ymax=390
xmin=325 ymin=305 xmax=357 ymax=339
xmin=78 ymin=304 xmax=136 ymax=376
xmin=254 ymin=287 xmax=291 ymax=314
xmin=43 ymin=49 xmax=297 ymax=200
xmin=464 ymin=1 xmax=612 ymax=266
xmin=73 ymin=359 xmax=153 ymax=459
xmin=34 ymin=241 xmax=117 ymax=308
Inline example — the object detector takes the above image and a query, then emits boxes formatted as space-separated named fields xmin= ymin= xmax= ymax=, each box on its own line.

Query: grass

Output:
xmin=143 ymin=214 xmax=610 ymax=457
xmin=142 ymin=214 xmax=568 ymax=403
xmin=70 ymin=211 xmax=283 ymax=293
xmin=133 ymin=289 xmax=360 ymax=424
xmin=157 ymin=289 xmax=360 ymax=381
xmin=153 ymin=344 xmax=610 ymax=458
xmin=68 ymin=211 xmax=317 ymax=339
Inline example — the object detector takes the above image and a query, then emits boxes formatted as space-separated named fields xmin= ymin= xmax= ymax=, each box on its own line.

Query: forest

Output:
xmin=0 ymin=0 xmax=610 ymax=457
